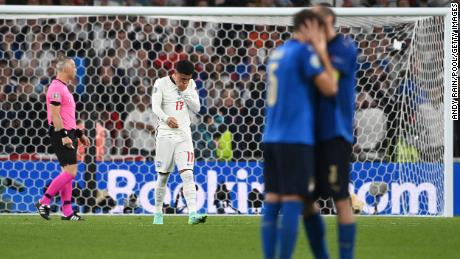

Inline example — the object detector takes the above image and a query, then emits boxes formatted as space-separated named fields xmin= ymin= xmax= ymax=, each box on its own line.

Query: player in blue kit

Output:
xmin=261 ymin=10 xmax=338 ymax=259
xmin=301 ymin=5 xmax=359 ymax=259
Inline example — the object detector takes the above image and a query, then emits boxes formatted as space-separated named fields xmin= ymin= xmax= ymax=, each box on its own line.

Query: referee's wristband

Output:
xmin=58 ymin=129 xmax=69 ymax=138
xmin=76 ymin=129 xmax=84 ymax=139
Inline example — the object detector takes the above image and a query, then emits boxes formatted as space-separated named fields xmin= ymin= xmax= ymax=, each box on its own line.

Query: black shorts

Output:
xmin=263 ymin=143 xmax=315 ymax=198
xmin=315 ymin=137 xmax=352 ymax=200
xmin=49 ymin=127 xmax=78 ymax=166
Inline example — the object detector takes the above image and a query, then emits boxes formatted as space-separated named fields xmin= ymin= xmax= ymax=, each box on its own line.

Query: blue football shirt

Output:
xmin=317 ymin=34 xmax=358 ymax=143
xmin=263 ymin=39 xmax=324 ymax=145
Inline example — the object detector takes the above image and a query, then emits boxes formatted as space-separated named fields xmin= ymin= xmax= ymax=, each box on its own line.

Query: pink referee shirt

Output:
xmin=46 ymin=79 xmax=76 ymax=130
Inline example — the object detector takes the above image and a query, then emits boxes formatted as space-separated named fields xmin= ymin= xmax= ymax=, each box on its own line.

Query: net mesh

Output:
xmin=0 ymin=13 xmax=445 ymax=215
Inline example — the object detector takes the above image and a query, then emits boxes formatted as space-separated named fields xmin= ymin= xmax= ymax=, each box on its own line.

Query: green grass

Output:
xmin=0 ymin=215 xmax=459 ymax=259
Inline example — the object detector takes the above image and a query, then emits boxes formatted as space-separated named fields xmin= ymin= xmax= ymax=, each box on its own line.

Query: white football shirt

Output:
xmin=151 ymin=76 xmax=200 ymax=141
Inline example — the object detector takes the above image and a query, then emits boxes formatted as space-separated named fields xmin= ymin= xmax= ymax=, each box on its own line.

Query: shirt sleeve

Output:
xmin=332 ymin=38 xmax=358 ymax=76
xmin=151 ymin=79 xmax=169 ymax=122
xmin=49 ymin=87 xmax=62 ymax=105
xmin=301 ymin=45 xmax=325 ymax=81
xmin=180 ymin=80 xmax=201 ymax=113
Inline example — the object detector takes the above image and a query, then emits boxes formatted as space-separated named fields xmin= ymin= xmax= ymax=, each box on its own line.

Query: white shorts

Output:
xmin=155 ymin=135 xmax=194 ymax=173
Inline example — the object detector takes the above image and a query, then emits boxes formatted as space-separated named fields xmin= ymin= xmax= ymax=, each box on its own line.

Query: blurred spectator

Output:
xmin=418 ymin=0 xmax=451 ymax=7
xmin=174 ymin=184 xmax=199 ymax=213
xmin=0 ymin=0 xmax=451 ymax=5
xmin=354 ymin=103 xmax=387 ymax=161
xmin=94 ymin=189 xmax=117 ymax=213
xmin=215 ymin=124 xmax=233 ymax=161
xmin=213 ymin=182 xmax=240 ymax=214
xmin=416 ymin=96 xmax=444 ymax=162
xmin=123 ymin=193 xmax=140 ymax=213
xmin=76 ymin=120 xmax=86 ymax=162
xmin=125 ymin=95 xmax=157 ymax=158
xmin=193 ymin=113 xmax=218 ymax=160
xmin=214 ymin=182 xmax=230 ymax=214
xmin=247 ymin=188 xmax=264 ymax=214
xmin=95 ymin=120 xmax=111 ymax=161
xmin=0 ymin=2 xmax=454 ymax=163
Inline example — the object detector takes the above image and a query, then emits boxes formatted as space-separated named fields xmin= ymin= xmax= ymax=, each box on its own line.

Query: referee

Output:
xmin=35 ymin=56 xmax=90 ymax=221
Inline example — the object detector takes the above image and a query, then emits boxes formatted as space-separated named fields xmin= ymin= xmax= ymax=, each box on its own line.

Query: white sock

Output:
xmin=154 ymin=172 xmax=170 ymax=214
xmin=180 ymin=170 xmax=197 ymax=214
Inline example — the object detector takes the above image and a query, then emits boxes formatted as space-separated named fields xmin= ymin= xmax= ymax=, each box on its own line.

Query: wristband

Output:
xmin=76 ymin=129 xmax=84 ymax=138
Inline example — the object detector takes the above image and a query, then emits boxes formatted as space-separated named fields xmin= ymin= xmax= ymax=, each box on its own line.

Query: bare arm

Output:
xmin=50 ymin=104 xmax=75 ymax=148
xmin=50 ymin=104 xmax=65 ymax=130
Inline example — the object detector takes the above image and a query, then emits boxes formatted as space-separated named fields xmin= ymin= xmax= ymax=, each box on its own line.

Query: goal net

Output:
xmin=0 ymin=7 xmax=451 ymax=216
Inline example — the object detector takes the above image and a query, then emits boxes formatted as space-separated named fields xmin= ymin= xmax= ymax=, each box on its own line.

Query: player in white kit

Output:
xmin=151 ymin=60 xmax=207 ymax=225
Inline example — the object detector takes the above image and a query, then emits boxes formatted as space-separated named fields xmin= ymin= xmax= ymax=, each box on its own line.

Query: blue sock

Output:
xmin=278 ymin=201 xmax=303 ymax=259
xmin=261 ymin=202 xmax=281 ymax=259
xmin=338 ymin=223 xmax=356 ymax=259
xmin=303 ymin=213 xmax=330 ymax=259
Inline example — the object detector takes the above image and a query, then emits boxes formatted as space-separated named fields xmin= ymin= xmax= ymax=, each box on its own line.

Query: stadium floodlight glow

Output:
xmin=0 ymin=6 xmax=453 ymax=217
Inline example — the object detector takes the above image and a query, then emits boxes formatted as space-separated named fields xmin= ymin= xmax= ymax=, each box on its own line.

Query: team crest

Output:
xmin=310 ymin=54 xmax=321 ymax=69
xmin=270 ymin=49 xmax=284 ymax=60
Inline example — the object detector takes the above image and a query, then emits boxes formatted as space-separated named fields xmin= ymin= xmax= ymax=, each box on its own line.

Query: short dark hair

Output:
xmin=175 ymin=60 xmax=194 ymax=75
xmin=315 ymin=4 xmax=337 ymax=25
xmin=293 ymin=9 xmax=323 ymax=32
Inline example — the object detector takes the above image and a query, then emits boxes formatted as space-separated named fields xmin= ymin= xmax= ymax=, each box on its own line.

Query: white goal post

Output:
xmin=0 ymin=6 xmax=453 ymax=216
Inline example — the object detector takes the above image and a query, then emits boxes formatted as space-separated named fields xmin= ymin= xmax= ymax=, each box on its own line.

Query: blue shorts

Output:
xmin=315 ymin=137 xmax=352 ymax=200
xmin=263 ymin=143 xmax=315 ymax=198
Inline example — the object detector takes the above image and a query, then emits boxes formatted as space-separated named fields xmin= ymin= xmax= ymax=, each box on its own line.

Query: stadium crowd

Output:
xmin=0 ymin=16 xmax=272 ymax=161
xmin=0 ymin=1 xmax=458 ymax=162
xmin=0 ymin=0 xmax=452 ymax=7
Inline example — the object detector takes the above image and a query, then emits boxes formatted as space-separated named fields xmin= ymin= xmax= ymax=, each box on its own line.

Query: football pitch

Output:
xmin=0 ymin=215 xmax=458 ymax=259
